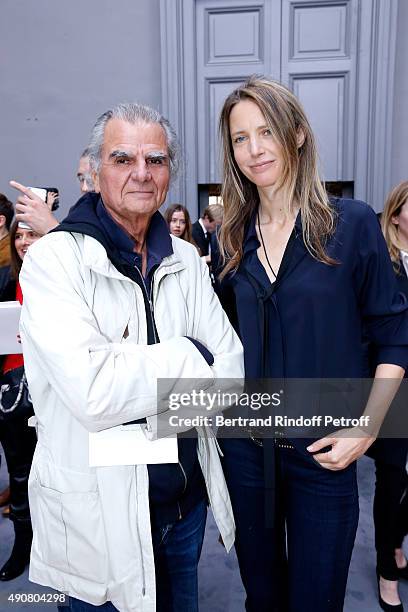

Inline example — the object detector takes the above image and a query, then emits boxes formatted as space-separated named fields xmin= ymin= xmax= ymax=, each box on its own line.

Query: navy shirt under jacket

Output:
xmin=96 ymin=198 xmax=171 ymax=295
xmin=223 ymin=198 xmax=408 ymax=381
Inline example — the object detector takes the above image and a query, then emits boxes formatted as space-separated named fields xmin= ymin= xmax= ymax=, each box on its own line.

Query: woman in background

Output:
xmin=0 ymin=222 xmax=40 ymax=580
xmin=165 ymin=204 xmax=196 ymax=244
xmin=368 ymin=181 xmax=408 ymax=610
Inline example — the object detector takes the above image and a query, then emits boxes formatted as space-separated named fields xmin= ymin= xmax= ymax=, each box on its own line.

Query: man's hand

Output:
xmin=307 ymin=427 xmax=376 ymax=471
xmin=10 ymin=180 xmax=59 ymax=235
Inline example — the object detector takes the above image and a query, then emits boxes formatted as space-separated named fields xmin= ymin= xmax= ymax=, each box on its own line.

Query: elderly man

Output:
xmin=16 ymin=103 xmax=243 ymax=612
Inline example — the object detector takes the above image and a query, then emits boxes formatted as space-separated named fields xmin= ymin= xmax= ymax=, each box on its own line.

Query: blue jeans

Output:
xmin=219 ymin=437 xmax=359 ymax=612
xmin=58 ymin=499 xmax=207 ymax=612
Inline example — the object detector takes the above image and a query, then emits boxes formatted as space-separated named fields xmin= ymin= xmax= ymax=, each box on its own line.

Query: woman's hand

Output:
xmin=307 ymin=428 xmax=376 ymax=470
xmin=309 ymin=364 xmax=405 ymax=470
xmin=10 ymin=180 xmax=59 ymax=235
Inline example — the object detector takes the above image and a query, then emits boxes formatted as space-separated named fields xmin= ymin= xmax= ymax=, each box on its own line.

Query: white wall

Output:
xmin=0 ymin=0 xmax=161 ymax=217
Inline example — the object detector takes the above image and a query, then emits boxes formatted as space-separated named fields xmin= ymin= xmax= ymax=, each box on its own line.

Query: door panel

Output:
xmin=292 ymin=74 xmax=347 ymax=179
xmin=207 ymin=8 xmax=263 ymax=63
xmin=196 ymin=0 xmax=281 ymax=184
xmin=282 ymin=0 xmax=358 ymax=181
xmin=292 ymin=3 xmax=349 ymax=58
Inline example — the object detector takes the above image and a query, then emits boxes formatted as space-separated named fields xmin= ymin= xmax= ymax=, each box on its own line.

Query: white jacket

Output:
xmin=19 ymin=230 xmax=244 ymax=612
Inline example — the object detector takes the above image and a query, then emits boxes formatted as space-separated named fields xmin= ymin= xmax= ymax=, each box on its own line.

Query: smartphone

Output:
xmin=18 ymin=187 xmax=47 ymax=229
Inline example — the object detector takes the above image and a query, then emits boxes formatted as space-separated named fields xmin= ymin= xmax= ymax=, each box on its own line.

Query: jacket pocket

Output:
xmin=31 ymin=464 xmax=108 ymax=584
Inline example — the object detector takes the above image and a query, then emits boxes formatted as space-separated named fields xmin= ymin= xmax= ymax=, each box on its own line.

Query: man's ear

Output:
xmin=296 ymin=128 xmax=305 ymax=148
xmin=92 ymin=171 xmax=100 ymax=193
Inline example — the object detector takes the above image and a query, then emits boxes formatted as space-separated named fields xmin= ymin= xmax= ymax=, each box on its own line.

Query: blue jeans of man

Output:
xmin=58 ymin=499 xmax=207 ymax=612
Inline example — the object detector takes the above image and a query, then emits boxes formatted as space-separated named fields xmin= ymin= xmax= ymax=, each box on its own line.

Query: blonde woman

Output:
xmin=367 ymin=182 xmax=408 ymax=610
xmin=216 ymin=76 xmax=408 ymax=611
xmin=382 ymin=181 xmax=408 ymax=278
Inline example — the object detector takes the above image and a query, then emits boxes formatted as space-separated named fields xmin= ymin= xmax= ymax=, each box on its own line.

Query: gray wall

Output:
xmin=390 ymin=0 xmax=408 ymax=193
xmin=0 ymin=0 xmax=161 ymax=218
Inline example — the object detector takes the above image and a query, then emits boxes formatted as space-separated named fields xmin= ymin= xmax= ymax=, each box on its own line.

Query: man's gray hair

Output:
xmin=88 ymin=103 xmax=180 ymax=179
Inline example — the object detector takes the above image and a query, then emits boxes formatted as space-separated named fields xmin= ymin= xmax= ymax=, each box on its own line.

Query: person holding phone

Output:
xmin=10 ymin=183 xmax=59 ymax=235
xmin=215 ymin=76 xmax=408 ymax=611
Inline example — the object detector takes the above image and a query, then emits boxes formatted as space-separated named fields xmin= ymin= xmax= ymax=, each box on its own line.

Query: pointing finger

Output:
xmin=9 ymin=180 xmax=32 ymax=196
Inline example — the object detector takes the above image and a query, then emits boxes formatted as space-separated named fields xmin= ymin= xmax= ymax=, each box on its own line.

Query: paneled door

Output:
xmin=281 ymin=0 xmax=358 ymax=182
xmin=195 ymin=0 xmax=281 ymax=184
xmin=161 ymin=0 xmax=398 ymax=213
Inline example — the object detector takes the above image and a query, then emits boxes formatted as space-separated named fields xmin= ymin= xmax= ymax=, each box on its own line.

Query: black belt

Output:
xmin=249 ymin=431 xmax=295 ymax=450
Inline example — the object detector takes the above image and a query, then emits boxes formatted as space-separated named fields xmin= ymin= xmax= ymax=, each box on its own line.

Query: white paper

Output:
xmin=89 ymin=424 xmax=178 ymax=467
xmin=0 ymin=301 xmax=22 ymax=354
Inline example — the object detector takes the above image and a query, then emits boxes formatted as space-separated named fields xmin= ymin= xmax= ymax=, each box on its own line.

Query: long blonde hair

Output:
xmin=381 ymin=181 xmax=408 ymax=271
xmin=218 ymin=76 xmax=336 ymax=278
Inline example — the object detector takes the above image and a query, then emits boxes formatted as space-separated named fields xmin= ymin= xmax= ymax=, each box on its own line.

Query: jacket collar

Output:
xmin=54 ymin=192 xmax=185 ymax=281
xmin=96 ymin=199 xmax=174 ymax=280
xmin=81 ymin=234 xmax=185 ymax=281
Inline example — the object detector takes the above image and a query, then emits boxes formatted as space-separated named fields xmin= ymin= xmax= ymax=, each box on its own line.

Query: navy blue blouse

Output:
xmin=224 ymin=198 xmax=408 ymax=379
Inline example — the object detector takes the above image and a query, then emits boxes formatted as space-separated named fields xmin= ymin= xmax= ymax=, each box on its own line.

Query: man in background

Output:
xmin=76 ymin=147 xmax=95 ymax=193
xmin=192 ymin=204 xmax=222 ymax=256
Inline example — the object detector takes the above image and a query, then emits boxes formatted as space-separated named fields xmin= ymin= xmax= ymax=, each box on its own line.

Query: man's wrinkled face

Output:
xmin=93 ymin=119 xmax=170 ymax=225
